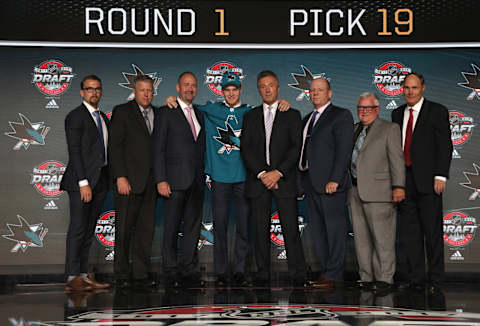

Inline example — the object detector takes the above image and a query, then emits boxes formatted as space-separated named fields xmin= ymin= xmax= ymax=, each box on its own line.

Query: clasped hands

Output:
xmin=260 ymin=170 xmax=281 ymax=190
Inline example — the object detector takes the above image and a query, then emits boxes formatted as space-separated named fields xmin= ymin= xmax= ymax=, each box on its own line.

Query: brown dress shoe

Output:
xmin=83 ymin=274 xmax=110 ymax=289
xmin=66 ymin=276 xmax=93 ymax=292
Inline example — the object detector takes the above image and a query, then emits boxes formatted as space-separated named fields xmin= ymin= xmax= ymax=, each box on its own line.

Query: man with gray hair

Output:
xmin=348 ymin=92 xmax=405 ymax=291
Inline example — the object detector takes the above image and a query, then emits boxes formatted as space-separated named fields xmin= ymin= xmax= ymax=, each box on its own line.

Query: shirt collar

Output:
xmin=83 ymin=101 xmax=100 ymax=114
xmin=223 ymin=100 xmax=242 ymax=108
xmin=177 ymin=97 xmax=193 ymax=110
xmin=408 ymin=97 xmax=424 ymax=112
xmin=137 ymin=102 xmax=151 ymax=112
xmin=313 ymin=101 xmax=331 ymax=115
xmin=263 ymin=101 xmax=278 ymax=112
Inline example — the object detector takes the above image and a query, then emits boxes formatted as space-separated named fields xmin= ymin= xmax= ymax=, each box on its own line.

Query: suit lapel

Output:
xmin=80 ymin=104 xmax=99 ymax=131
xmin=359 ymin=118 xmax=380 ymax=151
xmin=311 ymin=104 xmax=333 ymax=134
xmin=412 ymin=99 xmax=428 ymax=140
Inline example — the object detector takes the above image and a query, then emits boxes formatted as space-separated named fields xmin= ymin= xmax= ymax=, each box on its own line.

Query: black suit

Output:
xmin=108 ymin=100 xmax=158 ymax=280
xmin=391 ymin=98 xmax=452 ymax=284
xmin=60 ymin=103 xmax=109 ymax=277
xmin=152 ymin=104 xmax=206 ymax=278
xmin=301 ymin=104 xmax=354 ymax=282
xmin=241 ymin=104 xmax=306 ymax=282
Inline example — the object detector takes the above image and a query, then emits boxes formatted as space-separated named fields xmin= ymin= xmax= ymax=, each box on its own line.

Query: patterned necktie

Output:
xmin=351 ymin=126 xmax=367 ymax=179
xmin=265 ymin=106 xmax=274 ymax=165
xmin=185 ymin=107 xmax=197 ymax=140
xmin=301 ymin=110 xmax=319 ymax=169
xmin=93 ymin=111 xmax=106 ymax=165
xmin=142 ymin=108 xmax=152 ymax=134
xmin=404 ymin=108 xmax=414 ymax=166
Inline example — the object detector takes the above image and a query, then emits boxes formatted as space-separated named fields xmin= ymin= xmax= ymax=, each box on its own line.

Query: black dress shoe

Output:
xmin=164 ymin=276 xmax=182 ymax=289
xmin=115 ymin=279 xmax=131 ymax=288
xmin=427 ymin=283 xmax=442 ymax=294
xmin=134 ymin=278 xmax=157 ymax=288
xmin=356 ymin=281 xmax=375 ymax=290
xmin=372 ymin=281 xmax=393 ymax=291
xmin=183 ymin=275 xmax=205 ymax=288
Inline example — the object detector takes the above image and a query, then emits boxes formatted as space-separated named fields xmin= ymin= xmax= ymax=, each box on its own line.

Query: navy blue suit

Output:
xmin=60 ymin=103 xmax=109 ymax=277
xmin=301 ymin=104 xmax=354 ymax=281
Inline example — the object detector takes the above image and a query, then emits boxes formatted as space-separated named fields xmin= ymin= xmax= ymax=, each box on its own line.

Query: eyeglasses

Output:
xmin=357 ymin=106 xmax=378 ymax=112
xmin=83 ymin=87 xmax=102 ymax=93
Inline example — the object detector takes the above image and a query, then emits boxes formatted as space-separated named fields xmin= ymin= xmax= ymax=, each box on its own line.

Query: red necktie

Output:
xmin=404 ymin=108 xmax=413 ymax=166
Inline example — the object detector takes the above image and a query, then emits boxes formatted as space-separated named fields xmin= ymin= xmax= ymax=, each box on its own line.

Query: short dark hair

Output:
xmin=403 ymin=72 xmax=425 ymax=85
xmin=80 ymin=75 xmax=101 ymax=89
xmin=257 ymin=70 xmax=278 ymax=84
xmin=177 ymin=71 xmax=197 ymax=83
xmin=133 ymin=75 xmax=154 ymax=88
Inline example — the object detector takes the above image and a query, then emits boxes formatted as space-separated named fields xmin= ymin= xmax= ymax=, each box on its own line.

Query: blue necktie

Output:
xmin=93 ymin=111 xmax=106 ymax=165
xmin=301 ymin=110 xmax=319 ymax=169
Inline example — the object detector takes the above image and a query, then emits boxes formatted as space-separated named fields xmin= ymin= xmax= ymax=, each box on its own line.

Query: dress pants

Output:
xmin=303 ymin=172 xmax=347 ymax=282
xmin=113 ymin=175 xmax=157 ymax=280
xmin=65 ymin=167 xmax=108 ymax=276
xmin=211 ymin=180 xmax=249 ymax=276
xmin=162 ymin=176 xmax=204 ymax=278
xmin=348 ymin=186 xmax=396 ymax=284
xmin=250 ymin=192 xmax=306 ymax=281
xmin=399 ymin=168 xmax=444 ymax=284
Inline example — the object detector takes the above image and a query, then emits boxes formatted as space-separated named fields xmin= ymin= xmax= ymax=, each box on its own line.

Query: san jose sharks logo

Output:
xmin=460 ymin=163 xmax=480 ymax=200
xmin=5 ymin=113 xmax=50 ymax=150
xmin=289 ymin=65 xmax=328 ymax=101
xmin=2 ymin=215 xmax=48 ymax=253
xmin=119 ymin=64 xmax=162 ymax=100
xmin=214 ymin=115 xmax=241 ymax=154
xmin=458 ymin=63 xmax=480 ymax=100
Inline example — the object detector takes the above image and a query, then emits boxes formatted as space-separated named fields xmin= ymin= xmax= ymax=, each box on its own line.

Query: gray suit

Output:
xmin=348 ymin=117 xmax=405 ymax=284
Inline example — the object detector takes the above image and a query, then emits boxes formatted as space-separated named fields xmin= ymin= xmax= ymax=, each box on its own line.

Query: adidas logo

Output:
xmin=450 ymin=250 xmax=464 ymax=261
xmin=452 ymin=148 xmax=461 ymax=159
xmin=385 ymin=100 xmax=398 ymax=110
xmin=105 ymin=250 xmax=115 ymax=261
xmin=45 ymin=99 xmax=59 ymax=109
xmin=44 ymin=200 xmax=58 ymax=210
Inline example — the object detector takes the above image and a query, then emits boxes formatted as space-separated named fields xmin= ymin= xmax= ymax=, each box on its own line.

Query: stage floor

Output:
xmin=2 ymin=279 xmax=480 ymax=326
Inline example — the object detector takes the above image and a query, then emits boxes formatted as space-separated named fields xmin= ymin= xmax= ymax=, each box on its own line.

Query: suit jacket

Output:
xmin=353 ymin=118 xmax=405 ymax=202
xmin=303 ymin=104 xmax=354 ymax=194
xmin=60 ymin=103 xmax=109 ymax=192
xmin=241 ymin=105 xmax=302 ymax=198
xmin=391 ymin=98 xmax=452 ymax=194
xmin=108 ymin=100 xmax=158 ymax=194
xmin=152 ymin=104 xmax=206 ymax=191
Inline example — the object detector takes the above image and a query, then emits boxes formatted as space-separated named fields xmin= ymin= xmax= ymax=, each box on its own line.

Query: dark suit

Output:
xmin=391 ymin=98 xmax=452 ymax=284
xmin=152 ymin=104 xmax=206 ymax=278
xmin=241 ymin=105 xmax=306 ymax=282
xmin=60 ymin=103 xmax=109 ymax=277
xmin=301 ymin=104 xmax=354 ymax=281
xmin=108 ymin=100 xmax=158 ymax=280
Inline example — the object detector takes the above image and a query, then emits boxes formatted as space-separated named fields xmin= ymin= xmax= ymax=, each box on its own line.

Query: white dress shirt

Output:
xmin=79 ymin=101 xmax=108 ymax=187
xmin=178 ymin=97 xmax=201 ymax=137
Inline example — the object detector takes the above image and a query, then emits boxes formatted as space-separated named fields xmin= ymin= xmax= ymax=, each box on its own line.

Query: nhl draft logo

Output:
xmin=372 ymin=61 xmax=411 ymax=97
xmin=4 ymin=113 xmax=50 ymax=150
xmin=270 ymin=211 xmax=306 ymax=260
xmin=119 ymin=64 xmax=162 ymax=100
xmin=95 ymin=211 xmax=115 ymax=248
xmin=288 ymin=65 xmax=329 ymax=101
xmin=449 ymin=110 xmax=475 ymax=158
xmin=460 ymin=163 xmax=480 ymax=200
xmin=214 ymin=115 xmax=242 ymax=154
xmin=30 ymin=161 xmax=66 ymax=197
xmin=31 ymin=59 xmax=75 ymax=97
xmin=443 ymin=211 xmax=478 ymax=247
xmin=204 ymin=61 xmax=244 ymax=96
xmin=95 ymin=211 xmax=115 ymax=260
xmin=458 ymin=63 xmax=480 ymax=100
xmin=2 ymin=215 xmax=48 ymax=253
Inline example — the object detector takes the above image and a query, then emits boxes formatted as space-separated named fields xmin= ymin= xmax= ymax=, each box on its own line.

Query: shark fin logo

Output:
xmin=288 ymin=65 xmax=328 ymax=101
xmin=5 ymin=113 xmax=49 ymax=150
xmin=119 ymin=64 xmax=162 ymax=100
xmin=2 ymin=215 xmax=48 ymax=253
xmin=214 ymin=118 xmax=241 ymax=154
xmin=458 ymin=64 xmax=480 ymax=100
xmin=460 ymin=163 xmax=480 ymax=200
